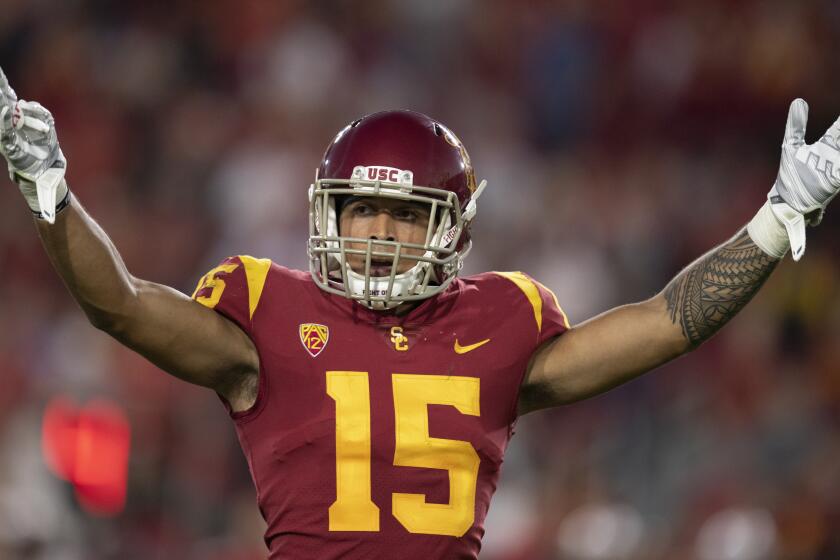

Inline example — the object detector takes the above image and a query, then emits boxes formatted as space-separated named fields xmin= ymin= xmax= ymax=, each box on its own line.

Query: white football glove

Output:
xmin=0 ymin=66 xmax=68 ymax=223
xmin=769 ymin=99 xmax=840 ymax=261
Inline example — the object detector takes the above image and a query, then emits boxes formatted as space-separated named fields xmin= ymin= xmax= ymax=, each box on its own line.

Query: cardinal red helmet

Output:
xmin=308 ymin=110 xmax=487 ymax=309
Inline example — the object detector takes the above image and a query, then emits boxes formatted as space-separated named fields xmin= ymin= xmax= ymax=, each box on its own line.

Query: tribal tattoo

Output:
xmin=664 ymin=228 xmax=780 ymax=348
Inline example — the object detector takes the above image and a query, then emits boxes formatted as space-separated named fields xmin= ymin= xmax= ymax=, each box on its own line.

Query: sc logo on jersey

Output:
xmin=390 ymin=326 xmax=409 ymax=352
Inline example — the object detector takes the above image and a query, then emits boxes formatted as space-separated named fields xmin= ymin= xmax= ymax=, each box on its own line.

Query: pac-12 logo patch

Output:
xmin=299 ymin=323 xmax=329 ymax=357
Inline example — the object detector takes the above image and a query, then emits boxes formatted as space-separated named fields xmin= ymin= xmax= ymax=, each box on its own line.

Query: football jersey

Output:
xmin=192 ymin=256 xmax=569 ymax=559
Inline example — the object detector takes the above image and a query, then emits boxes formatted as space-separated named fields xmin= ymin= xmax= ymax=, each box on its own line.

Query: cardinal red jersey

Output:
xmin=192 ymin=256 xmax=569 ymax=559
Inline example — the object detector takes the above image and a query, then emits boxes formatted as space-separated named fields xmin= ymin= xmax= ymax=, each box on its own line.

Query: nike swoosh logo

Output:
xmin=454 ymin=338 xmax=491 ymax=354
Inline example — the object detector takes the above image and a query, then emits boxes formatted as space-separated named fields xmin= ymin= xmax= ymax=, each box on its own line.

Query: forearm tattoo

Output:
xmin=664 ymin=228 xmax=780 ymax=348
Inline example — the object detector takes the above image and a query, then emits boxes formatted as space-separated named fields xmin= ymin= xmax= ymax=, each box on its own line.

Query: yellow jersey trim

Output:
xmin=238 ymin=255 xmax=272 ymax=320
xmin=532 ymin=279 xmax=570 ymax=329
xmin=493 ymin=271 xmax=544 ymax=333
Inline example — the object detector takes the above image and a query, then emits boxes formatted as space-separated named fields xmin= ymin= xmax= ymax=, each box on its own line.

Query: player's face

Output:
xmin=339 ymin=197 xmax=431 ymax=276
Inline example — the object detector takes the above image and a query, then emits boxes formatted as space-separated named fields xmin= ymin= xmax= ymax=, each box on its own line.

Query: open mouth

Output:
xmin=368 ymin=260 xmax=394 ymax=277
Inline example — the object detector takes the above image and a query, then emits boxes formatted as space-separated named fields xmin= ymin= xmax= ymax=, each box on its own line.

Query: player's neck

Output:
xmin=393 ymin=300 xmax=422 ymax=316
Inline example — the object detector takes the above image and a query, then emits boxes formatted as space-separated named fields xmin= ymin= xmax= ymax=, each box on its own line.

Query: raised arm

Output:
xmin=518 ymin=228 xmax=778 ymax=414
xmin=519 ymin=100 xmax=840 ymax=415
xmin=0 ymin=68 xmax=258 ymax=411
xmin=36 ymin=198 xmax=259 ymax=409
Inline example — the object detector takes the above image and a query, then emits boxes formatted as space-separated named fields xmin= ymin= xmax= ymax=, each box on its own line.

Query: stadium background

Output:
xmin=1 ymin=1 xmax=839 ymax=558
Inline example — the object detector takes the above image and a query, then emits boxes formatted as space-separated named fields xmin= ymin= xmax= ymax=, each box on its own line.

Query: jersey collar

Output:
xmin=320 ymin=278 xmax=463 ymax=326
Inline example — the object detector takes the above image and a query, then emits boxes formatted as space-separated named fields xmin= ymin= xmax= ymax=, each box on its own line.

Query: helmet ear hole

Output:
xmin=433 ymin=123 xmax=444 ymax=136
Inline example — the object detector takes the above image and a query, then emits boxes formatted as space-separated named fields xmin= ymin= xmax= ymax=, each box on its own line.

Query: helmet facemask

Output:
xmin=308 ymin=168 xmax=483 ymax=310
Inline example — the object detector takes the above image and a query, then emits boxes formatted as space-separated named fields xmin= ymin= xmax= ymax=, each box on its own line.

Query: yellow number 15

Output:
xmin=326 ymin=371 xmax=481 ymax=537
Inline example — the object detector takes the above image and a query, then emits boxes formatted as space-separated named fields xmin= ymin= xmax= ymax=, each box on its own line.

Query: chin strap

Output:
xmin=344 ymin=262 xmax=425 ymax=310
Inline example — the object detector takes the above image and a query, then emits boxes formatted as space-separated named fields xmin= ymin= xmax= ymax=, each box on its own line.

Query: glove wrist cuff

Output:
xmin=747 ymin=200 xmax=790 ymax=259
xmin=18 ymin=175 xmax=68 ymax=211
xmin=32 ymin=184 xmax=71 ymax=220
xmin=20 ymin=177 xmax=70 ymax=219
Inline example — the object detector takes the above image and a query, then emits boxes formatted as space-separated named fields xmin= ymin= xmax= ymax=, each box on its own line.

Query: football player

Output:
xmin=2 ymin=64 xmax=838 ymax=559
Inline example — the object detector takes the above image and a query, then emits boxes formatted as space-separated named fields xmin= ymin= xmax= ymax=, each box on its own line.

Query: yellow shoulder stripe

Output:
xmin=238 ymin=255 xmax=272 ymax=320
xmin=532 ymin=279 xmax=570 ymax=329
xmin=493 ymin=272 xmax=570 ymax=332
xmin=494 ymin=271 xmax=544 ymax=333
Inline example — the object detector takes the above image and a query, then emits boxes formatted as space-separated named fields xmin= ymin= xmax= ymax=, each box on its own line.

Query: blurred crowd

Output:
xmin=1 ymin=0 xmax=839 ymax=558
